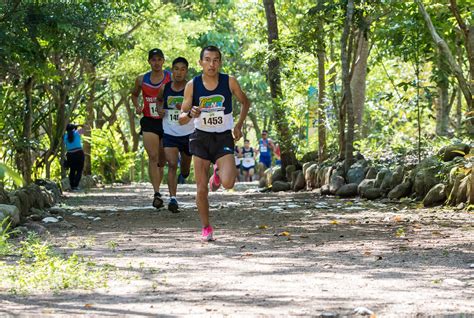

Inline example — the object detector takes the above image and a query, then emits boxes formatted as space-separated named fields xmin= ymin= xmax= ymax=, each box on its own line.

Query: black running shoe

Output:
xmin=168 ymin=197 xmax=179 ymax=213
xmin=152 ymin=192 xmax=164 ymax=209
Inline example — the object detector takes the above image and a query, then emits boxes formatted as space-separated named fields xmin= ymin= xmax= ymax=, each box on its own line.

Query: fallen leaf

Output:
xmin=258 ymin=225 xmax=269 ymax=229
xmin=300 ymin=234 xmax=309 ymax=238
xmin=278 ymin=231 xmax=290 ymax=237
xmin=364 ymin=251 xmax=372 ymax=256
xmin=84 ymin=304 xmax=93 ymax=308
xmin=393 ymin=215 xmax=403 ymax=222
xmin=330 ymin=220 xmax=339 ymax=225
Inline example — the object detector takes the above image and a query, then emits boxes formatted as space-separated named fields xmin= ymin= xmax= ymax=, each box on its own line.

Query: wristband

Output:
xmin=187 ymin=112 xmax=193 ymax=118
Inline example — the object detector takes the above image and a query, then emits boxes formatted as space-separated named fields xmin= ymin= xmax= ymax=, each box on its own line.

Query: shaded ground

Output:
xmin=1 ymin=182 xmax=473 ymax=317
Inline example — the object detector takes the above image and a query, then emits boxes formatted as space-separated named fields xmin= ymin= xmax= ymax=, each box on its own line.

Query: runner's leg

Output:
xmin=164 ymin=147 xmax=179 ymax=197
xmin=179 ymin=151 xmax=192 ymax=178
xmin=194 ymin=156 xmax=211 ymax=227
xmin=215 ymin=154 xmax=237 ymax=189
xmin=157 ymin=139 xmax=165 ymax=188
xmin=143 ymin=132 xmax=162 ymax=193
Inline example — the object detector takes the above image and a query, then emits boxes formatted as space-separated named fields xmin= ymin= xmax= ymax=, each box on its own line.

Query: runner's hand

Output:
xmin=233 ymin=125 xmax=243 ymax=141
xmin=190 ymin=106 xmax=201 ymax=118
xmin=158 ymin=108 xmax=166 ymax=118
xmin=135 ymin=106 xmax=143 ymax=115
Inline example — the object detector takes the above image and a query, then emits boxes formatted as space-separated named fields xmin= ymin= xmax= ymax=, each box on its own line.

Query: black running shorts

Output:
xmin=189 ymin=129 xmax=234 ymax=163
xmin=140 ymin=117 xmax=163 ymax=138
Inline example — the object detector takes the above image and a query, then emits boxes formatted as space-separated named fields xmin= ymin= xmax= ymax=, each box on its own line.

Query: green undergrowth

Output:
xmin=0 ymin=228 xmax=112 ymax=295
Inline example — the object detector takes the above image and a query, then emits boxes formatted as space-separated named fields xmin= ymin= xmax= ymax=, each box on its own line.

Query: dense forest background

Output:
xmin=0 ymin=0 xmax=472 ymax=186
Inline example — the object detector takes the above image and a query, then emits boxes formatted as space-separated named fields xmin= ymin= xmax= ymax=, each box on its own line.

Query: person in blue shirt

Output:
xmin=63 ymin=123 xmax=85 ymax=191
xmin=257 ymin=130 xmax=275 ymax=178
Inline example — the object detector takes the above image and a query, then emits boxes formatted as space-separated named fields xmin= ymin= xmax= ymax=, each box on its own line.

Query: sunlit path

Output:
xmin=1 ymin=183 xmax=472 ymax=317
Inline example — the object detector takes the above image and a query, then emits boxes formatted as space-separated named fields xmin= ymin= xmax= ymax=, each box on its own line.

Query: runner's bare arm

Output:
xmin=229 ymin=76 xmax=250 ymax=141
xmin=157 ymin=85 xmax=165 ymax=118
xmin=178 ymin=80 xmax=197 ymax=125
xmin=131 ymin=76 xmax=143 ymax=114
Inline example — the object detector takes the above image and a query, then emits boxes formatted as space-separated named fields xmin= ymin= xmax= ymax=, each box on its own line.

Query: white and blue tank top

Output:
xmin=163 ymin=82 xmax=195 ymax=136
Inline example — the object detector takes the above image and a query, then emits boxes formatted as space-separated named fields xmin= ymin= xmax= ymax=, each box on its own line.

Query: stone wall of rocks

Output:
xmin=260 ymin=143 xmax=473 ymax=209
xmin=0 ymin=180 xmax=61 ymax=229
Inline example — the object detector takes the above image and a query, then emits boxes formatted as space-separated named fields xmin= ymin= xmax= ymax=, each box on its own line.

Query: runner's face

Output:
xmin=148 ymin=55 xmax=164 ymax=72
xmin=262 ymin=133 xmax=268 ymax=140
xmin=245 ymin=141 xmax=250 ymax=148
xmin=199 ymin=51 xmax=221 ymax=76
xmin=172 ymin=62 xmax=188 ymax=82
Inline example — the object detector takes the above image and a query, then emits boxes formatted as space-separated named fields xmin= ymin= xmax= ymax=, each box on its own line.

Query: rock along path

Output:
xmin=1 ymin=182 xmax=473 ymax=317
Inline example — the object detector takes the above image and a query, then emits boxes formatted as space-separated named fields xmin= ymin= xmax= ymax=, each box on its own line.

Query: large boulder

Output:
xmin=336 ymin=183 xmax=359 ymax=197
xmin=388 ymin=181 xmax=413 ymax=200
xmin=10 ymin=190 xmax=31 ymax=217
xmin=414 ymin=169 xmax=441 ymax=199
xmin=346 ymin=160 xmax=368 ymax=185
xmin=79 ymin=175 xmax=97 ymax=189
xmin=285 ymin=165 xmax=296 ymax=181
xmin=271 ymin=181 xmax=291 ymax=192
xmin=358 ymin=179 xmax=376 ymax=196
xmin=363 ymin=188 xmax=382 ymax=200
xmin=35 ymin=179 xmax=62 ymax=202
xmin=413 ymin=156 xmax=442 ymax=199
xmin=61 ymin=178 xmax=71 ymax=191
xmin=0 ymin=204 xmax=20 ymax=228
xmin=293 ymin=170 xmax=306 ymax=191
xmin=380 ymin=171 xmax=394 ymax=193
xmin=374 ymin=168 xmax=390 ymax=188
xmin=305 ymin=163 xmax=319 ymax=189
xmin=390 ymin=165 xmax=404 ymax=189
xmin=303 ymin=161 xmax=317 ymax=177
xmin=423 ymin=184 xmax=447 ymax=207
xmin=438 ymin=143 xmax=470 ymax=162
xmin=329 ymin=176 xmax=345 ymax=194
xmin=0 ymin=186 xmax=10 ymax=204
xmin=455 ymin=175 xmax=469 ymax=205
xmin=365 ymin=167 xmax=378 ymax=180
xmin=320 ymin=184 xmax=331 ymax=195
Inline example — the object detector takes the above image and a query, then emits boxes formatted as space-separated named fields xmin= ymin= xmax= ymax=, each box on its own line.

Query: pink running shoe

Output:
xmin=209 ymin=164 xmax=221 ymax=192
xmin=201 ymin=225 xmax=215 ymax=242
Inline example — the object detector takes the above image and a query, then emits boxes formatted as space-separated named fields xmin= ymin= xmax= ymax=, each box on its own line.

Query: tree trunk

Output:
xmin=351 ymin=29 xmax=370 ymax=137
xmin=316 ymin=41 xmax=327 ymax=163
xmin=263 ymin=0 xmax=297 ymax=173
xmin=19 ymin=76 xmax=34 ymax=184
xmin=83 ymin=63 xmax=96 ymax=175
xmin=248 ymin=112 xmax=261 ymax=139
xmin=125 ymin=96 xmax=139 ymax=152
xmin=435 ymin=55 xmax=451 ymax=136
xmin=341 ymin=0 xmax=355 ymax=172
xmin=416 ymin=0 xmax=472 ymax=111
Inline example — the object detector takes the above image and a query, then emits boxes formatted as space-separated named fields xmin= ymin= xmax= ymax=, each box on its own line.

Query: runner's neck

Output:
xmin=202 ymin=73 xmax=219 ymax=91
xmin=150 ymin=70 xmax=164 ymax=84
xmin=171 ymin=80 xmax=186 ymax=92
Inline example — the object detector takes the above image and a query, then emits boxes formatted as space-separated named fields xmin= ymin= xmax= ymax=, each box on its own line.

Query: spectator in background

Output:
xmin=64 ymin=123 xmax=85 ymax=191
xmin=257 ymin=129 xmax=275 ymax=178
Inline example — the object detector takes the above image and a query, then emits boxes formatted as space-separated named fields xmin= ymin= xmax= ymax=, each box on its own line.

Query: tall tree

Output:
xmin=262 ymin=0 xmax=297 ymax=173
xmin=416 ymin=0 xmax=473 ymax=134
xmin=341 ymin=0 xmax=356 ymax=172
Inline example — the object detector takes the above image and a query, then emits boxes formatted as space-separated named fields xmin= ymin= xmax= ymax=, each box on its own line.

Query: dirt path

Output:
xmin=1 ymin=183 xmax=473 ymax=317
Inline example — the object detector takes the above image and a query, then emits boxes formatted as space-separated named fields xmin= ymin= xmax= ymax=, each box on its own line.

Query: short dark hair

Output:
xmin=172 ymin=57 xmax=188 ymax=68
xmin=244 ymin=139 xmax=250 ymax=143
xmin=148 ymin=48 xmax=164 ymax=60
xmin=262 ymin=130 xmax=268 ymax=134
xmin=200 ymin=45 xmax=222 ymax=61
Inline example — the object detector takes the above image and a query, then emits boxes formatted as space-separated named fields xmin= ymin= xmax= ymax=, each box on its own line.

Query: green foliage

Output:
xmin=91 ymin=127 xmax=134 ymax=183
xmin=0 ymin=232 xmax=112 ymax=295
xmin=0 ymin=163 xmax=24 ymax=187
